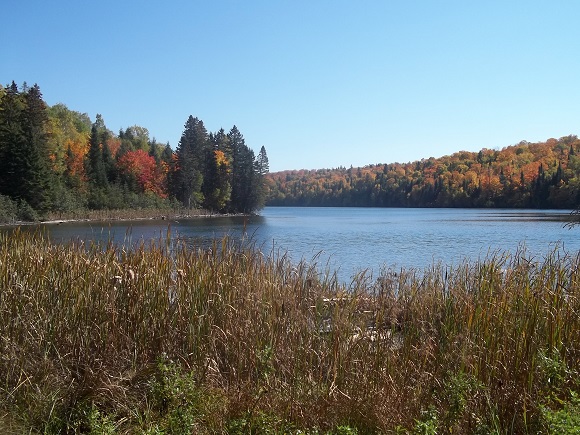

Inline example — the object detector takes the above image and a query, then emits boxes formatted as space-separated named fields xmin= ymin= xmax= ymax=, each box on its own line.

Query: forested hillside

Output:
xmin=266 ymin=136 xmax=580 ymax=209
xmin=0 ymin=82 xmax=268 ymax=221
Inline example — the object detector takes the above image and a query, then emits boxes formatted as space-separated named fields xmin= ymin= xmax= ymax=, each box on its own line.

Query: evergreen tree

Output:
xmin=202 ymin=147 xmax=220 ymax=211
xmin=148 ymin=138 xmax=162 ymax=164
xmin=228 ymin=125 xmax=264 ymax=213
xmin=202 ymin=146 xmax=231 ymax=211
xmin=173 ymin=116 xmax=208 ymax=208
xmin=253 ymin=145 xmax=269 ymax=209
xmin=229 ymin=126 xmax=248 ymax=212
xmin=214 ymin=128 xmax=232 ymax=161
xmin=256 ymin=145 xmax=269 ymax=175
xmin=161 ymin=142 xmax=173 ymax=162
xmin=200 ymin=130 xmax=231 ymax=211
xmin=21 ymin=84 xmax=53 ymax=210
xmin=532 ymin=163 xmax=549 ymax=207
xmin=0 ymin=82 xmax=53 ymax=211
xmin=102 ymin=137 xmax=117 ymax=184
xmin=86 ymin=115 xmax=108 ymax=188
xmin=0 ymin=82 xmax=27 ymax=201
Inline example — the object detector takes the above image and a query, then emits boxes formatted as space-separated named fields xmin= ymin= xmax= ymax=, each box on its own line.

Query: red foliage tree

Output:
xmin=117 ymin=149 xmax=166 ymax=197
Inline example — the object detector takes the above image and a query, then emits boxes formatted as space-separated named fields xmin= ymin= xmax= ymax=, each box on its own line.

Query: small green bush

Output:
xmin=148 ymin=356 xmax=228 ymax=434
xmin=541 ymin=391 xmax=580 ymax=434
xmin=0 ymin=193 xmax=18 ymax=222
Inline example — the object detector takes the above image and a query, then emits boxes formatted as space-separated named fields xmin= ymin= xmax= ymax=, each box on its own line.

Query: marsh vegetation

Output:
xmin=0 ymin=230 xmax=578 ymax=433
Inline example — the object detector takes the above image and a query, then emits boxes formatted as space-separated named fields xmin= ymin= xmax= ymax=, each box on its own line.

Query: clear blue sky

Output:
xmin=2 ymin=1 xmax=579 ymax=172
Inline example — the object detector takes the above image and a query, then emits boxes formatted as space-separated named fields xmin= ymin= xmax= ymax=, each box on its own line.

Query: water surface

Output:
xmin=15 ymin=207 xmax=580 ymax=282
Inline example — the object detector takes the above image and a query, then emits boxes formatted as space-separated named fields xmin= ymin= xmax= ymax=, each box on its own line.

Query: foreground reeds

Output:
xmin=0 ymin=230 xmax=578 ymax=434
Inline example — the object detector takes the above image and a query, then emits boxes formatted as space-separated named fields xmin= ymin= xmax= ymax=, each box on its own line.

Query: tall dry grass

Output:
xmin=41 ymin=207 xmax=211 ymax=223
xmin=0 ymin=230 xmax=578 ymax=433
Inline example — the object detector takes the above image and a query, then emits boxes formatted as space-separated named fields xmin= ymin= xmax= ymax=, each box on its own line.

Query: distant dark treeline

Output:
xmin=0 ymin=81 xmax=269 ymax=221
xmin=266 ymin=136 xmax=580 ymax=209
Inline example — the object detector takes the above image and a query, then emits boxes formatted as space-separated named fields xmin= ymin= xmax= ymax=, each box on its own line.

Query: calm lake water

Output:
xmin=13 ymin=207 xmax=580 ymax=282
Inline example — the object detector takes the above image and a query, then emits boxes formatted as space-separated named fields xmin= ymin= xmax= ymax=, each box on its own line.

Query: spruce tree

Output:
xmin=0 ymin=82 xmax=27 ymax=201
xmin=174 ymin=116 xmax=208 ymax=208
xmin=256 ymin=145 xmax=269 ymax=175
xmin=214 ymin=128 xmax=232 ymax=161
xmin=228 ymin=125 xmax=247 ymax=212
xmin=86 ymin=115 xmax=108 ymax=188
xmin=254 ymin=145 xmax=269 ymax=209
xmin=201 ymin=146 xmax=220 ymax=211
xmin=102 ymin=137 xmax=117 ymax=184
xmin=228 ymin=125 xmax=263 ymax=213
xmin=0 ymin=82 xmax=53 ymax=212
xmin=21 ymin=84 xmax=53 ymax=211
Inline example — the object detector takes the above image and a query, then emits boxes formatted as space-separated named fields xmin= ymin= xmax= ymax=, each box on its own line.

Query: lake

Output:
xmin=14 ymin=207 xmax=580 ymax=283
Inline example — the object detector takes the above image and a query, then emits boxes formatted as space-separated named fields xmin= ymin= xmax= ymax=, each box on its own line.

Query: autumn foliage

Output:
xmin=267 ymin=136 xmax=580 ymax=209
xmin=2 ymin=80 xmax=579 ymax=219
xmin=0 ymin=82 xmax=268 ymax=218
xmin=117 ymin=149 xmax=166 ymax=197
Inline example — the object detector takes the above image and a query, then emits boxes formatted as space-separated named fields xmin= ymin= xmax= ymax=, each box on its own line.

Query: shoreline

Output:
xmin=0 ymin=211 xmax=253 ymax=228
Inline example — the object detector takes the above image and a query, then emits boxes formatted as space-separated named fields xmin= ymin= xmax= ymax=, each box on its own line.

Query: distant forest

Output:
xmin=3 ymin=81 xmax=578 ymax=221
xmin=266 ymin=136 xmax=580 ymax=209
xmin=0 ymin=82 xmax=269 ymax=221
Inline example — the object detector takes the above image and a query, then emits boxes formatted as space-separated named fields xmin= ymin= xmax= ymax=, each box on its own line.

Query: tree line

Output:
xmin=0 ymin=81 xmax=268 ymax=221
xmin=266 ymin=136 xmax=580 ymax=209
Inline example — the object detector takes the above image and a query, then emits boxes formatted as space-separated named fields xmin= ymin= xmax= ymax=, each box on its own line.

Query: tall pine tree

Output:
xmin=253 ymin=145 xmax=269 ymax=209
xmin=21 ymin=84 xmax=53 ymax=210
xmin=86 ymin=114 xmax=109 ymax=188
xmin=173 ymin=116 xmax=208 ymax=208
xmin=256 ymin=146 xmax=269 ymax=175
xmin=0 ymin=82 xmax=53 ymax=211
xmin=0 ymin=82 xmax=27 ymax=201
xmin=228 ymin=125 xmax=264 ymax=213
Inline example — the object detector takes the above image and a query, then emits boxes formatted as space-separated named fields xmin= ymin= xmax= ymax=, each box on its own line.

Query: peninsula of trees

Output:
xmin=266 ymin=136 xmax=580 ymax=209
xmin=0 ymin=81 xmax=269 ymax=221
